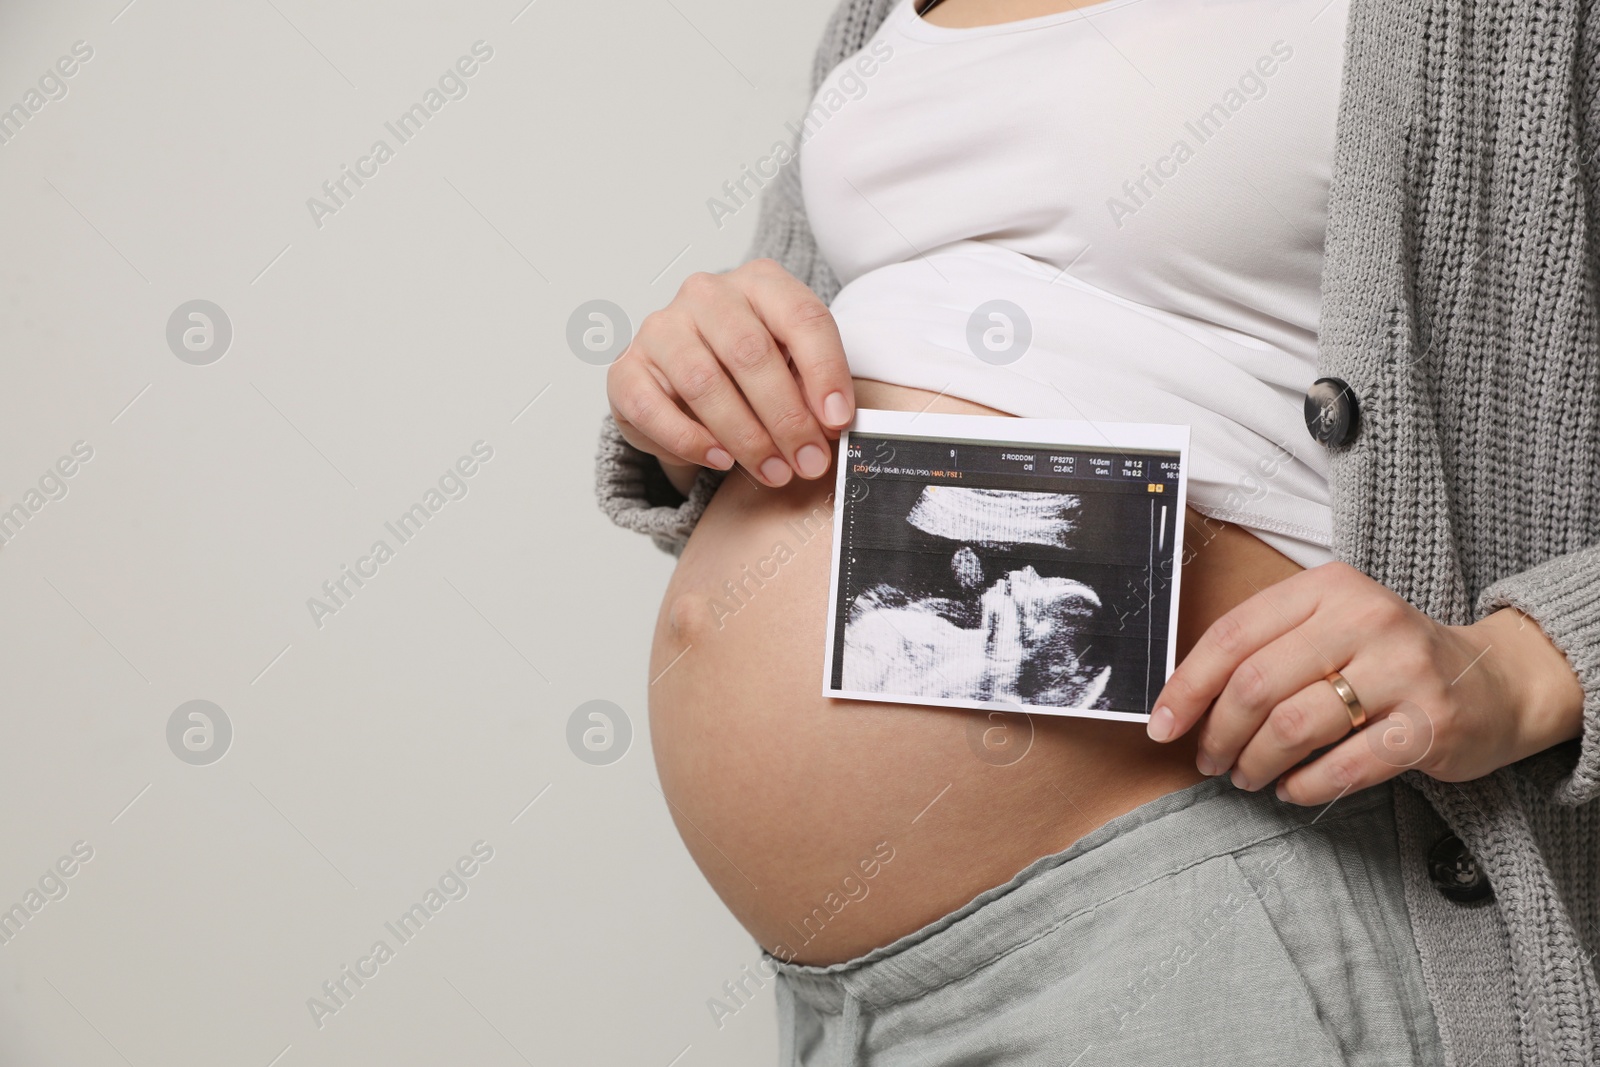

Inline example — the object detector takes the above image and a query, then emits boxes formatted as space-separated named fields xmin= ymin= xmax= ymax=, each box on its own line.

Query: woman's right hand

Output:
xmin=606 ymin=258 xmax=856 ymax=496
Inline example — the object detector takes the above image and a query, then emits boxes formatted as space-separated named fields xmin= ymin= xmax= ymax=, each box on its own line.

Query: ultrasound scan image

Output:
xmin=828 ymin=435 xmax=1179 ymax=717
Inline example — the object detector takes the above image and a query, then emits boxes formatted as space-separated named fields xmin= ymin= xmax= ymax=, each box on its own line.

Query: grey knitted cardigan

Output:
xmin=594 ymin=1 xmax=1600 ymax=1062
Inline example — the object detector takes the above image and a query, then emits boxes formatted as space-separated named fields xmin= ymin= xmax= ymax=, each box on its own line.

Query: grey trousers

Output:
xmin=768 ymin=776 xmax=1445 ymax=1066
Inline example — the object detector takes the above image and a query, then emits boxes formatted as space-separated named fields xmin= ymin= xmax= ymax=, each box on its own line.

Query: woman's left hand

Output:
xmin=1146 ymin=561 xmax=1587 ymax=805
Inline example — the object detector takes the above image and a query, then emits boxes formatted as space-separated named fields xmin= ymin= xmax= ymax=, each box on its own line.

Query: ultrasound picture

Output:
xmin=842 ymin=487 xmax=1111 ymax=708
xmin=827 ymin=439 xmax=1180 ymax=718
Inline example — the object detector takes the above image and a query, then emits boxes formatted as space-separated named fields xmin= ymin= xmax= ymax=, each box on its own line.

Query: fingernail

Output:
xmin=1274 ymin=781 xmax=1290 ymax=802
xmin=823 ymin=391 xmax=851 ymax=426
xmin=706 ymin=447 xmax=733 ymax=469
xmin=1147 ymin=705 xmax=1174 ymax=742
xmin=1196 ymin=754 xmax=1219 ymax=777
xmin=795 ymin=443 xmax=828 ymax=478
xmin=760 ymin=457 xmax=792 ymax=485
xmin=1230 ymin=769 xmax=1249 ymax=791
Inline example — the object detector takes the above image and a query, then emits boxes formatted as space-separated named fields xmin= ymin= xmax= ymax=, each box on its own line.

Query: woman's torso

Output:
xmin=651 ymin=0 xmax=1341 ymax=965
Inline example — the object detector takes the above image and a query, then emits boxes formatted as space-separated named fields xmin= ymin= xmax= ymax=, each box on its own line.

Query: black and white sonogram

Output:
xmin=821 ymin=410 xmax=1190 ymax=722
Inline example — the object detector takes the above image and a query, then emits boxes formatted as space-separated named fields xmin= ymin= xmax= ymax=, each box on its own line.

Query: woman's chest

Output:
xmin=799 ymin=0 xmax=1349 ymax=334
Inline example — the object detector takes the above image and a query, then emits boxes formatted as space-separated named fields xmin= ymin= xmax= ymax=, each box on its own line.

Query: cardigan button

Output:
xmin=1304 ymin=377 xmax=1359 ymax=447
xmin=1427 ymin=834 xmax=1493 ymax=903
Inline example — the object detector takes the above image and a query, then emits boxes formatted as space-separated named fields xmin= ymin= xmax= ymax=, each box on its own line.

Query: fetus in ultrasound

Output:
xmin=840 ymin=487 xmax=1111 ymax=708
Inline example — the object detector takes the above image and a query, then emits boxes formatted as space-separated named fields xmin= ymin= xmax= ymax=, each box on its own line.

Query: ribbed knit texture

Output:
xmin=592 ymin=0 xmax=1600 ymax=1061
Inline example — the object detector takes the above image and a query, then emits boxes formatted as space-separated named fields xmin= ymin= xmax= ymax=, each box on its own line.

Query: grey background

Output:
xmin=0 ymin=0 xmax=836 ymax=1062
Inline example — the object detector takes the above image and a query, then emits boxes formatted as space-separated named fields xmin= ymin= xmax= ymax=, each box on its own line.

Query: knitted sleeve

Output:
xmin=591 ymin=0 xmax=895 ymax=557
xmin=1476 ymin=545 xmax=1600 ymax=806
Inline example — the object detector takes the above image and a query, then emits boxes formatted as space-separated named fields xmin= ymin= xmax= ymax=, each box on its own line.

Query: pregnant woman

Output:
xmin=596 ymin=0 xmax=1600 ymax=1063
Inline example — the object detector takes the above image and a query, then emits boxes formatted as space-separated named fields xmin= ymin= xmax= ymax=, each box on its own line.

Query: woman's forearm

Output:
xmin=1475 ymin=606 xmax=1585 ymax=758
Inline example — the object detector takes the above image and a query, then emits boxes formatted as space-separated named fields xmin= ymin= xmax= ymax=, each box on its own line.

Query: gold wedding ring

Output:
xmin=1325 ymin=670 xmax=1367 ymax=730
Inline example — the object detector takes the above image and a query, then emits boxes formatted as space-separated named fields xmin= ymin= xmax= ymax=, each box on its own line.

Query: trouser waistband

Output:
xmin=768 ymin=775 xmax=1392 ymax=1011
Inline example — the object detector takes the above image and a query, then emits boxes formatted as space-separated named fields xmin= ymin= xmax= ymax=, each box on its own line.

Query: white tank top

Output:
xmin=799 ymin=0 xmax=1349 ymax=568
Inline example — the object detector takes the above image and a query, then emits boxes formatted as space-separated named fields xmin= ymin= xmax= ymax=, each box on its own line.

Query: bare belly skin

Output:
xmin=648 ymin=379 xmax=1304 ymax=966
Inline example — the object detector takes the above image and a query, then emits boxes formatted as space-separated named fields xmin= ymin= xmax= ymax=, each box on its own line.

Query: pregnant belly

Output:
xmin=648 ymin=379 xmax=1303 ymax=966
